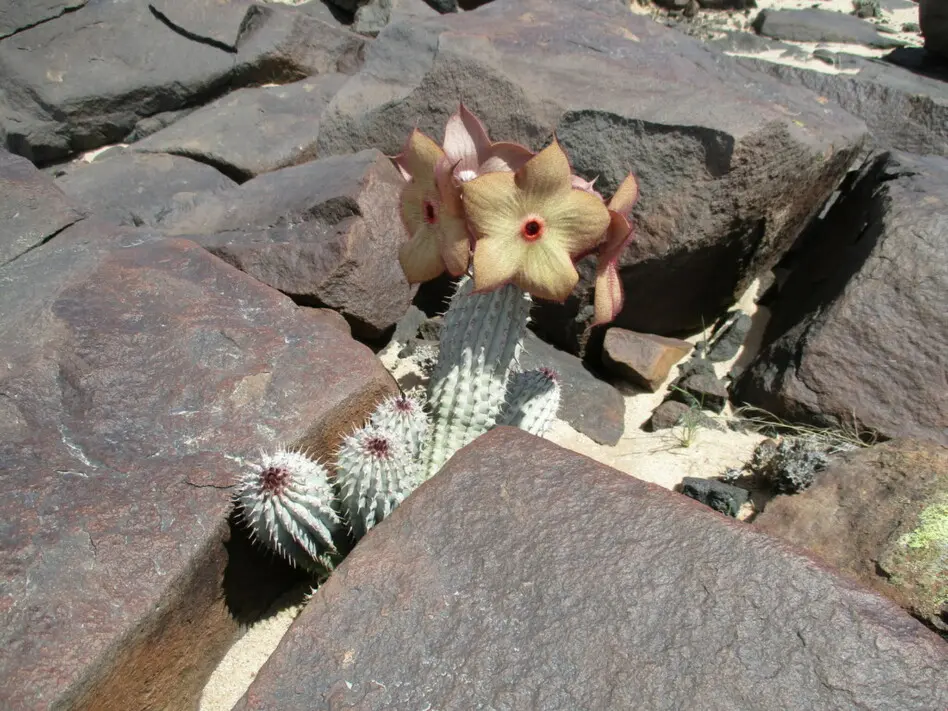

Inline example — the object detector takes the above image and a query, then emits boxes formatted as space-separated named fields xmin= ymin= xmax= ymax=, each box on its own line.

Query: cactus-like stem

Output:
xmin=335 ymin=426 xmax=420 ymax=539
xmin=499 ymin=367 xmax=562 ymax=436
xmin=236 ymin=448 xmax=342 ymax=572
xmin=369 ymin=392 xmax=429 ymax=461
xmin=422 ymin=277 xmax=532 ymax=477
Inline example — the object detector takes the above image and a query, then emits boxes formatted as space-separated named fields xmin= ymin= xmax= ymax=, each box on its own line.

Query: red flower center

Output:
xmin=521 ymin=216 xmax=545 ymax=242
xmin=423 ymin=199 xmax=438 ymax=225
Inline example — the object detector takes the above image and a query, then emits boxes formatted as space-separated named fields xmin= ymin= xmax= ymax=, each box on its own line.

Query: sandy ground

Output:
xmin=197 ymin=0 xmax=917 ymax=706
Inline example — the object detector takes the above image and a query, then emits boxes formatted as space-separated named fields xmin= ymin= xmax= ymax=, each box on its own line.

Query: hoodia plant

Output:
xmin=236 ymin=105 xmax=639 ymax=571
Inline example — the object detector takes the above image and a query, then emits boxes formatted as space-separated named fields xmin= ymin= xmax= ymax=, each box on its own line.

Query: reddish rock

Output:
xmin=0 ymin=226 xmax=396 ymax=710
xmin=755 ymin=439 xmax=948 ymax=633
xmin=164 ymin=149 xmax=415 ymax=341
xmin=235 ymin=428 xmax=947 ymax=711
xmin=602 ymin=328 xmax=693 ymax=391
xmin=734 ymin=151 xmax=948 ymax=445
xmin=0 ymin=148 xmax=84 ymax=266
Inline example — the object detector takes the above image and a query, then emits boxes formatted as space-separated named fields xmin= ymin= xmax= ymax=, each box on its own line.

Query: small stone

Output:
xmin=707 ymin=311 xmax=753 ymax=362
xmin=601 ymin=328 xmax=693 ymax=392
xmin=680 ymin=477 xmax=749 ymax=517
xmin=673 ymin=373 xmax=730 ymax=413
xmin=648 ymin=401 xmax=694 ymax=431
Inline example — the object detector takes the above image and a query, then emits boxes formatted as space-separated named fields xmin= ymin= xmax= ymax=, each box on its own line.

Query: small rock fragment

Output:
xmin=680 ymin=477 xmax=749 ymax=517
xmin=601 ymin=328 xmax=693 ymax=392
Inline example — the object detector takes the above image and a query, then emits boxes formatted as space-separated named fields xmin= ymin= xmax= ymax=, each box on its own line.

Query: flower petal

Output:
xmin=399 ymin=225 xmax=446 ymax=284
xmin=461 ymin=171 xmax=523 ymax=239
xmin=599 ymin=210 xmax=633 ymax=264
xmin=397 ymin=129 xmax=444 ymax=184
xmin=400 ymin=180 xmax=431 ymax=235
xmin=472 ymin=232 xmax=526 ymax=292
xmin=539 ymin=187 xmax=611 ymax=257
xmin=593 ymin=262 xmax=624 ymax=326
xmin=443 ymin=103 xmax=493 ymax=174
xmin=481 ymin=142 xmax=535 ymax=174
xmin=515 ymin=139 xmax=573 ymax=205
xmin=608 ymin=172 xmax=639 ymax=216
xmin=515 ymin=241 xmax=580 ymax=302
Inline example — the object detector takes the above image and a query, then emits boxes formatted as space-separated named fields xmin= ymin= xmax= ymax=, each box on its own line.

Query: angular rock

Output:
xmin=0 ymin=0 xmax=364 ymax=164
xmin=313 ymin=0 xmax=866 ymax=348
xmin=752 ymin=8 xmax=906 ymax=49
xmin=0 ymin=226 xmax=396 ymax=709
xmin=733 ymin=51 xmax=948 ymax=158
xmin=733 ymin=151 xmax=948 ymax=445
xmin=648 ymin=399 xmax=694 ymax=431
xmin=706 ymin=310 xmax=752 ymax=362
xmin=352 ymin=0 xmax=439 ymax=37
xmin=680 ymin=476 xmax=749 ymax=517
xmin=520 ymin=330 xmax=625 ymax=446
xmin=673 ymin=372 xmax=729 ymax=413
xmin=234 ymin=428 xmax=948 ymax=711
xmin=755 ymin=439 xmax=948 ymax=633
xmin=132 ymin=74 xmax=348 ymax=181
xmin=0 ymin=148 xmax=85 ymax=267
xmin=0 ymin=0 xmax=86 ymax=39
xmin=51 ymin=148 xmax=237 ymax=228
xmin=920 ymin=0 xmax=948 ymax=61
xmin=149 ymin=0 xmax=255 ymax=51
xmin=601 ymin=328 xmax=693 ymax=392
xmin=163 ymin=149 xmax=415 ymax=340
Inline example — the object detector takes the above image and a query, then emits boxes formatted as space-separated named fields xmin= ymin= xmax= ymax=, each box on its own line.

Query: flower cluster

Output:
xmin=394 ymin=104 xmax=639 ymax=325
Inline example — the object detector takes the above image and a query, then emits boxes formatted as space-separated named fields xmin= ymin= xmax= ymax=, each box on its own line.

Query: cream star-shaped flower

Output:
xmin=394 ymin=129 xmax=471 ymax=283
xmin=461 ymin=140 xmax=611 ymax=302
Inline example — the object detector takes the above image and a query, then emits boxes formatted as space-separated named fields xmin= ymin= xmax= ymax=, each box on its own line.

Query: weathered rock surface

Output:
xmin=0 ymin=0 xmax=87 ymax=39
xmin=734 ymin=51 xmax=948 ymax=158
xmin=352 ymin=0 xmax=439 ymax=37
xmin=0 ymin=226 xmax=396 ymax=709
xmin=733 ymin=151 xmax=948 ymax=445
xmin=680 ymin=476 xmax=749 ymax=517
xmin=755 ymin=439 xmax=948 ymax=633
xmin=0 ymin=148 xmax=85 ymax=266
xmin=51 ymin=149 xmax=237 ymax=228
xmin=314 ymin=0 xmax=867 ymax=346
xmin=163 ymin=149 xmax=415 ymax=340
xmin=601 ymin=328 xmax=692 ymax=391
xmin=752 ymin=8 xmax=905 ymax=49
xmin=235 ymin=428 xmax=948 ymax=711
xmin=132 ymin=74 xmax=349 ymax=181
xmin=0 ymin=0 xmax=364 ymax=164
xmin=520 ymin=331 xmax=625 ymax=446
xmin=920 ymin=0 xmax=948 ymax=60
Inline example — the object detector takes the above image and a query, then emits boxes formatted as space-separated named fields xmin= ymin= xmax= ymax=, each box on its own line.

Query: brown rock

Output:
xmin=648 ymin=400 xmax=693 ymax=430
xmin=0 ymin=148 xmax=84 ymax=266
xmin=164 ymin=149 xmax=416 ymax=340
xmin=0 ymin=226 xmax=396 ymax=709
xmin=602 ymin=328 xmax=692 ymax=391
xmin=734 ymin=151 xmax=948 ymax=444
xmin=755 ymin=439 xmax=948 ymax=633
xmin=235 ymin=428 xmax=948 ymax=711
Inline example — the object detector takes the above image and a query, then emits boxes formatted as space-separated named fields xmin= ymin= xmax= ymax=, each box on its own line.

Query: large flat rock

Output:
xmin=734 ymin=150 xmax=948 ymax=445
xmin=0 ymin=147 xmax=85 ymax=266
xmin=0 ymin=0 xmax=364 ymax=163
xmin=0 ymin=226 xmax=396 ymax=709
xmin=164 ymin=150 xmax=416 ymax=340
xmin=315 ymin=0 xmax=866 ymax=347
xmin=235 ymin=428 xmax=948 ymax=711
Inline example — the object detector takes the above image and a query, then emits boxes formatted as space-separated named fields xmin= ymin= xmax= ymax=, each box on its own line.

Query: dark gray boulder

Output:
xmin=734 ymin=150 xmax=948 ymax=445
